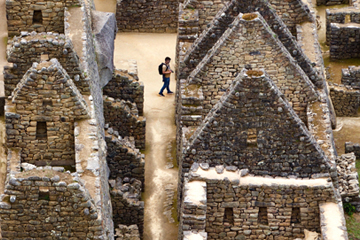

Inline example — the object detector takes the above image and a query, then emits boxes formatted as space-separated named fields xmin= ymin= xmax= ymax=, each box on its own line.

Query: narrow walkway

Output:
xmin=114 ymin=33 xmax=179 ymax=240
xmin=0 ymin=0 xmax=7 ymax=97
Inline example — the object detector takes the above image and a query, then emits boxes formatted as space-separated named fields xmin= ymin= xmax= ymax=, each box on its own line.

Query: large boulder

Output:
xmin=92 ymin=10 xmax=117 ymax=87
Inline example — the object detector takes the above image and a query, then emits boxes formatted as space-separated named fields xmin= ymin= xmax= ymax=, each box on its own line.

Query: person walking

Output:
xmin=159 ymin=57 xmax=174 ymax=96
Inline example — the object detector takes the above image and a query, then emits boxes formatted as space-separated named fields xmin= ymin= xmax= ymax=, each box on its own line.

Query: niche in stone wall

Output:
xmin=247 ymin=128 xmax=257 ymax=148
xmin=224 ymin=208 xmax=234 ymax=226
xmin=36 ymin=122 xmax=47 ymax=140
xmin=291 ymin=207 xmax=301 ymax=224
xmin=43 ymin=100 xmax=53 ymax=108
xmin=258 ymin=207 xmax=268 ymax=225
xmin=33 ymin=10 xmax=43 ymax=24
xmin=38 ymin=187 xmax=50 ymax=201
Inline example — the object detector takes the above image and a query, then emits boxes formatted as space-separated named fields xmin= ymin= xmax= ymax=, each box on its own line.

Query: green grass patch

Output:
xmin=346 ymin=214 xmax=360 ymax=240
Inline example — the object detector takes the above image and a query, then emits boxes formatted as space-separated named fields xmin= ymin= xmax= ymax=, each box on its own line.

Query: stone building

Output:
xmin=1 ymin=0 xmax=146 ymax=239
xmin=176 ymin=0 xmax=354 ymax=239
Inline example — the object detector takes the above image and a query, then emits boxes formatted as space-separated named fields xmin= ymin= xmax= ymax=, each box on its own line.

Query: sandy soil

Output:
xmin=114 ymin=33 xmax=179 ymax=240
xmin=93 ymin=0 xmax=116 ymax=13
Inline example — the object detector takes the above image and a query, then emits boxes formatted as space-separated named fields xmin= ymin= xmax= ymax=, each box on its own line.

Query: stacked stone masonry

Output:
xmin=103 ymin=70 xmax=144 ymax=116
xmin=326 ymin=8 xmax=360 ymax=44
xmin=6 ymin=0 xmax=81 ymax=37
xmin=116 ymin=0 xmax=179 ymax=33
xmin=103 ymin=96 xmax=146 ymax=150
xmin=0 ymin=169 xmax=103 ymax=239
xmin=329 ymin=83 xmax=360 ymax=116
xmin=4 ymin=32 xmax=89 ymax=97
xmin=342 ymin=65 xmax=360 ymax=89
xmin=105 ymin=130 xmax=145 ymax=187
xmin=183 ymin=14 xmax=318 ymax=123
xmin=346 ymin=141 xmax=360 ymax=159
xmin=336 ymin=153 xmax=359 ymax=197
xmin=6 ymin=59 xmax=89 ymax=166
xmin=109 ymin=178 xmax=144 ymax=237
xmin=178 ymin=166 xmax=346 ymax=240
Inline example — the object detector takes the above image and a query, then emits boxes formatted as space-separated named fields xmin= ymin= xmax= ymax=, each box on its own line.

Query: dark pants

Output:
xmin=159 ymin=77 xmax=170 ymax=94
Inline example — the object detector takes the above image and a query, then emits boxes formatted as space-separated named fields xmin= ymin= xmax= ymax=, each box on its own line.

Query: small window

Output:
xmin=33 ymin=10 xmax=43 ymax=24
xmin=258 ymin=207 xmax=268 ymax=225
xmin=43 ymin=100 xmax=52 ymax=107
xmin=291 ymin=207 xmax=301 ymax=224
xmin=247 ymin=128 xmax=257 ymax=148
xmin=39 ymin=187 xmax=49 ymax=200
xmin=345 ymin=14 xmax=351 ymax=24
xmin=224 ymin=208 xmax=234 ymax=225
xmin=36 ymin=122 xmax=47 ymax=140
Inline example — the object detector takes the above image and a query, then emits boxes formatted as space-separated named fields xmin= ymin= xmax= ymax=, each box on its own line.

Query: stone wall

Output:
xmin=110 ymin=178 xmax=144 ymax=237
xmin=6 ymin=59 xmax=89 ymax=166
xmin=115 ymin=225 xmax=141 ymax=240
xmin=345 ymin=141 xmax=360 ymax=158
xmin=180 ymin=70 xmax=330 ymax=184
xmin=103 ymin=69 xmax=144 ymax=116
xmin=103 ymin=96 xmax=146 ymax=150
xmin=6 ymin=0 xmax=81 ymax=37
xmin=336 ymin=153 xmax=359 ymax=197
xmin=4 ymin=32 xmax=89 ymax=97
xmin=178 ymin=0 xmax=322 ymax=90
xmin=342 ymin=65 xmax=360 ymax=89
xmin=326 ymin=8 xmax=360 ymax=44
xmin=268 ymin=0 xmax=313 ymax=34
xmin=179 ymin=166 xmax=340 ymax=240
xmin=183 ymin=14 xmax=318 ymax=123
xmin=330 ymin=22 xmax=360 ymax=60
xmin=0 ymin=168 xmax=103 ymax=239
xmin=329 ymin=83 xmax=360 ymax=116
xmin=116 ymin=0 xmax=178 ymax=33
xmin=105 ymin=130 xmax=145 ymax=187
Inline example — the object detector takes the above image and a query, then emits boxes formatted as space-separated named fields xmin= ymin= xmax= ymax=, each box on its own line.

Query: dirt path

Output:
xmin=0 ymin=0 xmax=7 ymax=97
xmin=114 ymin=33 xmax=179 ymax=240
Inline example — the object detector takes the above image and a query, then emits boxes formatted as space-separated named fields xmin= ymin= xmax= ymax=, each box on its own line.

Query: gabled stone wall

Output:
xmin=178 ymin=0 xmax=322 ymax=89
xmin=4 ymin=32 xmax=89 ymax=97
xmin=178 ymin=70 xmax=330 ymax=199
xmin=105 ymin=130 xmax=145 ymax=187
xmin=6 ymin=0 xmax=81 ymax=37
xmin=116 ymin=0 xmax=178 ymax=33
xmin=103 ymin=70 xmax=144 ymax=116
xmin=6 ymin=59 xmax=89 ymax=166
xmin=184 ymin=14 xmax=318 ymax=123
xmin=103 ymin=96 xmax=146 ymax=150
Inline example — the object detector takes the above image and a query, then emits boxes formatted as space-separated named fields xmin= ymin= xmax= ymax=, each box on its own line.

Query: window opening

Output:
xmin=345 ymin=14 xmax=351 ymax=24
xmin=33 ymin=10 xmax=43 ymax=24
xmin=224 ymin=208 xmax=234 ymax=225
xmin=39 ymin=187 xmax=49 ymax=200
xmin=43 ymin=100 xmax=52 ymax=107
xmin=291 ymin=207 xmax=301 ymax=224
xmin=247 ymin=128 xmax=257 ymax=148
xmin=258 ymin=207 xmax=268 ymax=225
xmin=36 ymin=122 xmax=47 ymax=140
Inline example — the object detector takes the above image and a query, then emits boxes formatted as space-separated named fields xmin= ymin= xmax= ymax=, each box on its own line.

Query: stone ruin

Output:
xmin=0 ymin=0 xmax=146 ymax=239
xmin=175 ymin=0 xmax=360 ymax=238
xmin=1 ymin=0 xmax=360 ymax=239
